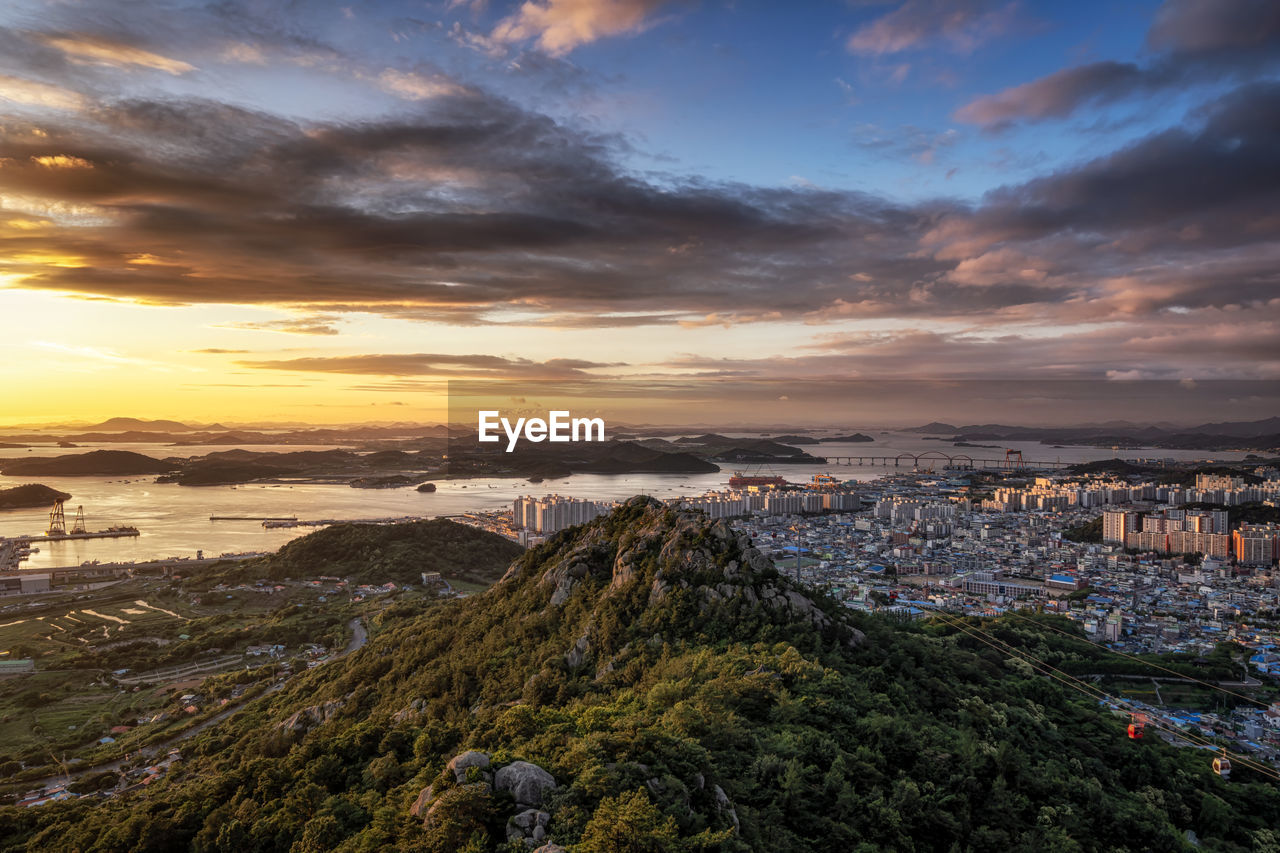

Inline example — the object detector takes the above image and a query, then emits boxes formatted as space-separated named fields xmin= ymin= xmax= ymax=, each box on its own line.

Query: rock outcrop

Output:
xmin=495 ymin=760 xmax=557 ymax=807
xmin=277 ymin=698 xmax=346 ymax=733
xmin=420 ymin=782 xmax=490 ymax=829
xmin=506 ymin=808 xmax=552 ymax=845
xmin=446 ymin=750 xmax=492 ymax=783
xmin=714 ymin=783 xmax=740 ymax=834
xmin=422 ymin=752 xmax=560 ymax=845
xmin=408 ymin=785 xmax=435 ymax=818
xmin=391 ymin=697 xmax=427 ymax=723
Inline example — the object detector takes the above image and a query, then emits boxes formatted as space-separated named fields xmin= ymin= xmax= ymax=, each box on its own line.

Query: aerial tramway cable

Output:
xmin=930 ymin=610 xmax=1279 ymax=781
xmin=926 ymin=609 xmax=1280 ymax=783
xmin=999 ymin=608 xmax=1270 ymax=709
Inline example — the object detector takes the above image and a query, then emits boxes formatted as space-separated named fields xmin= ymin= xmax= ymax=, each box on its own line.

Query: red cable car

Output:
xmin=1127 ymin=713 xmax=1147 ymax=740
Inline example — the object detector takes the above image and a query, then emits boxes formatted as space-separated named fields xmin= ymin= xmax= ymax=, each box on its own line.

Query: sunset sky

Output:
xmin=0 ymin=0 xmax=1277 ymax=426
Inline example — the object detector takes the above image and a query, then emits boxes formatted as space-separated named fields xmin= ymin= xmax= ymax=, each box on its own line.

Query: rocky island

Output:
xmin=0 ymin=483 xmax=72 ymax=510
xmin=0 ymin=450 xmax=178 ymax=477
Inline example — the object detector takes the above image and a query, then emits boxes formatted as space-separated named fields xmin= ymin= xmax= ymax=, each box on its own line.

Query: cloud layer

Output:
xmin=0 ymin=0 xmax=1276 ymax=391
xmin=1 ymin=76 xmax=1274 ymax=354
xmin=957 ymin=0 xmax=1280 ymax=127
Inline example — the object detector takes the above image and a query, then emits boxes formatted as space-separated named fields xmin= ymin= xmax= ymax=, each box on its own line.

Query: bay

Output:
xmin=0 ymin=435 xmax=1246 ymax=570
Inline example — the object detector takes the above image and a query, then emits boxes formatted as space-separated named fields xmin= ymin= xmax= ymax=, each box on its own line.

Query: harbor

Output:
xmin=0 ymin=500 xmax=141 ymax=569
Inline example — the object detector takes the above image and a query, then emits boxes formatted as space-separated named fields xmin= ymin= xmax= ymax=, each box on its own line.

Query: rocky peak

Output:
xmin=499 ymin=496 xmax=863 ymax=676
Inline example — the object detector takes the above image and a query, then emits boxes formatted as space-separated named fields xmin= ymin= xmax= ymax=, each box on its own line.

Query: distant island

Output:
xmin=764 ymin=434 xmax=822 ymax=444
xmin=0 ymin=439 xmax=725 ymax=487
xmin=446 ymin=440 xmax=722 ymax=479
xmin=157 ymin=460 xmax=298 ymax=486
xmin=667 ymin=434 xmax=824 ymax=464
xmin=820 ymin=434 xmax=875 ymax=443
xmin=905 ymin=421 xmax=959 ymax=434
xmin=0 ymin=431 xmax=849 ymax=487
xmin=349 ymin=475 xmax=421 ymax=489
xmin=901 ymin=417 xmax=1280 ymax=452
xmin=0 ymin=483 xmax=71 ymax=510
xmin=0 ymin=450 xmax=178 ymax=477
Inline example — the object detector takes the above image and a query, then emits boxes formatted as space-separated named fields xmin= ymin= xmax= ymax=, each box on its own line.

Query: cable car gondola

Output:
xmin=1127 ymin=713 xmax=1147 ymax=740
xmin=1213 ymin=751 xmax=1231 ymax=780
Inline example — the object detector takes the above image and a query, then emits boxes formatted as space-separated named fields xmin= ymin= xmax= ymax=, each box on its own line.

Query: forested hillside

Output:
xmin=191 ymin=519 xmax=526 ymax=587
xmin=2 ymin=497 xmax=1277 ymax=852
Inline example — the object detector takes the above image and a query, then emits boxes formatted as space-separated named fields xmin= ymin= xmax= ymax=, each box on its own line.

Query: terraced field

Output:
xmin=0 ymin=592 xmax=193 ymax=664
xmin=0 ymin=590 xmax=202 ymax=760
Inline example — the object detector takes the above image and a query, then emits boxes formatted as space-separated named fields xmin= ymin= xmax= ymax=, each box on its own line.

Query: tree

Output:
xmin=577 ymin=790 xmax=683 ymax=853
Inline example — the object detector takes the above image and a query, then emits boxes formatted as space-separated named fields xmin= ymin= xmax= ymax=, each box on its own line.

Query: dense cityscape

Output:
xmin=456 ymin=462 xmax=1280 ymax=776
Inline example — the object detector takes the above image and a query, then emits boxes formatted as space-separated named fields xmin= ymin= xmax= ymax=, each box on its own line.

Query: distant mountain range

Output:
xmin=907 ymin=416 xmax=1280 ymax=439
xmin=81 ymin=417 xmax=210 ymax=432
xmin=0 ymin=424 xmax=457 ymax=446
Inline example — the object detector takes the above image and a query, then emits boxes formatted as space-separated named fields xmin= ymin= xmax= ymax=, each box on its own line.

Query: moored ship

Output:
xmin=728 ymin=471 xmax=787 ymax=488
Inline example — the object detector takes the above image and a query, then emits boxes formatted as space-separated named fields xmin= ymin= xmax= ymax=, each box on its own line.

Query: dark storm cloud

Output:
xmin=0 ymin=1 xmax=346 ymax=73
xmin=931 ymin=82 xmax=1280 ymax=268
xmin=1 ymin=74 xmax=1276 ymax=340
xmin=958 ymin=0 xmax=1280 ymax=127
xmin=0 ymin=87 xmax=953 ymax=320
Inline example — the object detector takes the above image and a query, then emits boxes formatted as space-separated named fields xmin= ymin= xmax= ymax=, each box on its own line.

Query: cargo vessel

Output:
xmin=728 ymin=471 xmax=786 ymax=488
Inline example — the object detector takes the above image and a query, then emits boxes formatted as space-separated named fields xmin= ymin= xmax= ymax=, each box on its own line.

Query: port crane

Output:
xmin=47 ymin=500 xmax=66 ymax=536
xmin=47 ymin=501 xmax=90 ymax=535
